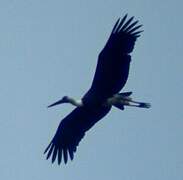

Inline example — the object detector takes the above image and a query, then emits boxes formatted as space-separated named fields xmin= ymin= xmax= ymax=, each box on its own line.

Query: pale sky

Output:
xmin=0 ymin=0 xmax=183 ymax=179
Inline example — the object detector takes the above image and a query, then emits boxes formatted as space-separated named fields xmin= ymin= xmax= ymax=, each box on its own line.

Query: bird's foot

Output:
xmin=138 ymin=102 xmax=151 ymax=108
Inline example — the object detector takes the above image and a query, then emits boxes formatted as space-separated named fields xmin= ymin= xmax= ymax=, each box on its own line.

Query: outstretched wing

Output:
xmin=86 ymin=14 xmax=142 ymax=102
xmin=44 ymin=105 xmax=111 ymax=165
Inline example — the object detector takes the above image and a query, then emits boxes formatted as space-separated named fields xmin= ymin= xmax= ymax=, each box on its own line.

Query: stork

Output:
xmin=44 ymin=14 xmax=151 ymax=165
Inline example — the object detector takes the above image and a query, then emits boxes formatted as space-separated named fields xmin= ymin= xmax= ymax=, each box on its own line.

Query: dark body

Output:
xmin=44 ymin=14 xmax=143 ymax=164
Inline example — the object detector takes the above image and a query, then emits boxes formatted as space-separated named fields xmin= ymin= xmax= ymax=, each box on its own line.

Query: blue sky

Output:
xmin=0 ymin=0 xmax=183 ymax=179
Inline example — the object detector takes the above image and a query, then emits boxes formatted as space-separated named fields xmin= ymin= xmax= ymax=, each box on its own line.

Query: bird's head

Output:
xmin=48 ymin=96 xmax=70 ymax=108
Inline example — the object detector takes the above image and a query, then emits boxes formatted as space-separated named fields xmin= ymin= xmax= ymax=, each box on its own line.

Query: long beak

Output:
xmin=47 ymin=99 xmax=65 ymax=108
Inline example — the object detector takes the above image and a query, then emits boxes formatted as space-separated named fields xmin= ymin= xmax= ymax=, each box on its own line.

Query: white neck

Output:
xmin=67 ymin=97 xmax=83 ymax=107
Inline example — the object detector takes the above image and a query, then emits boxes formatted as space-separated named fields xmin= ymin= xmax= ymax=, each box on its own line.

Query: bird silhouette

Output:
xmin=44 ymin=14 xmax=150 ymax=165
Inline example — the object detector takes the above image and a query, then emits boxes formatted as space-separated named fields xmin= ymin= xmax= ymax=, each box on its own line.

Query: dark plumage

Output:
xmin=45 ymin=105 xmax=111 ymax=164
xmin=44 ymin=14 xmax=147 ymax=165
xmin=83 ymin=14 xmax=142 ymax=105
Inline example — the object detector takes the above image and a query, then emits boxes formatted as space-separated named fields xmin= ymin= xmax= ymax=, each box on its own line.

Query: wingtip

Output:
xmin=124 ymin=13 xmax=128 ymax=18
xmin=45 ymin=143 xmax=54 ymax=160
xmin=51 ymin=147 xmax=57 ymax=163
xmin=63 ymin=149 xmax=68 ymax=164
xmin=44 ymin=142 xmax=51 ymax=154
xmin=111 ymin=18 xmax=120 ymax=34
xmin=132 ymin=30 xmax=144 ymax=36
xmin=58 ymin=148 xmax=62 ymax=165
xmin=68 ymin=148 xmax=74 ymax=161
xmin=114 ymin=14 xmax=128 ymax=33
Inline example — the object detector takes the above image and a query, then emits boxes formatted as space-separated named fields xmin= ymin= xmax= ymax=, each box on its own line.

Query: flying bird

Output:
xmin=44 ymin=14 xmax=150 ymax=165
